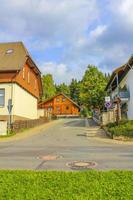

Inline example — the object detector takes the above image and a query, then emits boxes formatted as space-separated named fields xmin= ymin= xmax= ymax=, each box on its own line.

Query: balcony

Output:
xmin=119 ymin=91 xmax=130 ymax=99
xmin=112 ymin=90 xmax=130 ymax=102
xmin=111 ymin=90 xmax=130 ymax=103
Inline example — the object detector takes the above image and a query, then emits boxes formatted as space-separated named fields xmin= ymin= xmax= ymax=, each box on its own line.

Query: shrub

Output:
xmin=80 ymin=107 xmax=89 ymax=117
xmin=107 ymin=120 xmax=133 ymax=138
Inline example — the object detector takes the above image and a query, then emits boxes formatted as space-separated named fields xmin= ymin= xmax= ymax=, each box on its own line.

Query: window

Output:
xmin=56 ymin=106 xmax=60 ymax=111
xmin=56 ymin=98 xmax=60 ymax=102
xmin=62 ymin=97 xmax=66 ymax=102
xmin=28 ymin=71 xmax=30 ymax=83
xmin=48 ymin=106 xmax=53 ymax=111
xmin=0 ymin=89 xmax=5 ymax=107
xmin=6 ymin=49 xmax=13 ymax=54
xmin=66 ymin=106 xmax=69 ymax=110
xmin=34 ymin=79 xmax=37 ymax=90
xmin=22 ymin=67 xmax=25 ymax=79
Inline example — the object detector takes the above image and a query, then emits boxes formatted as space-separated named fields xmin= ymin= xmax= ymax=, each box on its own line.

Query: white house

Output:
xmin=106 ymin=55 xmax=133 ymax=119
xmin=0 ymin=42 xmax=43 ymax=122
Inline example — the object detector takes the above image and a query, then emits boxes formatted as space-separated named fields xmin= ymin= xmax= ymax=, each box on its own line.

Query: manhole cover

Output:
xmin=38 ymin=155 xmax=61 ymax=161
xmin=66 ymin=161 xmax=97 ymax=170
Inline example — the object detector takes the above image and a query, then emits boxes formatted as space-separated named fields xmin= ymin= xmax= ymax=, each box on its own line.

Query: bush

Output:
xmin=80 ymin=107 xmax=93 ymax=118
xmin=51 ymin=114 xmax=57 ymax=120
xmin=107 ymin=120 xmax=133 ymax=137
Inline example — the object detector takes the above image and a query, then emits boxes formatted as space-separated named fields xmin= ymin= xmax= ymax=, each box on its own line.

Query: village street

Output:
xmin=0 ymin=118 xmax=132 ymax=170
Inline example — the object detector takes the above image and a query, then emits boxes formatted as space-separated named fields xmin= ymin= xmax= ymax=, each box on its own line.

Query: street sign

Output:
xmin=7 ymin=99 xmax=13 ymax=114
xmin=105 ymin=102 xmax=111 ymax=109
xmin=105 ymin=96 xmax=110 ymax=102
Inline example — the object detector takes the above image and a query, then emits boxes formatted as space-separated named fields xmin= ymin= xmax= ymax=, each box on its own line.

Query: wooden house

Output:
xmin=38 ymin=93 xmax=80 ymax=116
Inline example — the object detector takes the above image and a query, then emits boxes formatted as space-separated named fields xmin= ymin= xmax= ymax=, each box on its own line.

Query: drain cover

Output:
xmin=38 ymin=155 xmax=61 ymax=161
xmin=66 ymin=161 xmax=97 ymax=170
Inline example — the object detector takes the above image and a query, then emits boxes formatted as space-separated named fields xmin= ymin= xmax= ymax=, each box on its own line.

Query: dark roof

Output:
xmin=39 ymin=93 xmax=80 ymax=109
xmin=105 ymin=55 xmax=133 ymax=91
xmin=0 ymin=41 xmax=41 ymax=74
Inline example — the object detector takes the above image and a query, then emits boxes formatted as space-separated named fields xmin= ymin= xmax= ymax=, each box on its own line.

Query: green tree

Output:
xmin=42 ymin=74 xmax=56 ymax=100
xmin=55 ymin=83 xmax=70 ymax=96
xmin=69 ymin=79 xmax=80 ymax=104
xmin=80 ymin=65 xmax=107 ymax=110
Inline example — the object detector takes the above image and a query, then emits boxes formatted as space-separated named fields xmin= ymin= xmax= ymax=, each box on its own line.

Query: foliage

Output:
xmin=104 ymin=72 xmax=111 ymax=82
xmin=107 ymin=120 xmax=133 ymax=137
xmin=69 ymin=79 xmax=80 ymax=104
xmin=55 ymin=83 xmax=70 ymax=96
xmin=79 ymin=65 xmax=107 ymax=110
xmin=42 ymin=74 xmax=56 ymax=100
xmin=80 ymin=107 xmax=92 ymax=117
xmin=0 ymin=170 xmax=132 ymax=200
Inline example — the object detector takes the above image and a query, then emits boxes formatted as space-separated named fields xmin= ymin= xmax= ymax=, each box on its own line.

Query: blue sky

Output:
xmin=0 ymin=0 xmax=133 ymax=83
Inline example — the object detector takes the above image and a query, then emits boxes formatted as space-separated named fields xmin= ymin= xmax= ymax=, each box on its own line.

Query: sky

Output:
xmin=0 ymin=0 xmax=133 ymax=84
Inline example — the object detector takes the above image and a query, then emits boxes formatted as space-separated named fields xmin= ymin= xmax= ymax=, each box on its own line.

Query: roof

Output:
xmin=105 ymin=55 xmax=133 ymax=91
xmin=0 ymin=41 xmax=41 ymax=74
xmin=39 ymin=93 xmax=80 ymax=109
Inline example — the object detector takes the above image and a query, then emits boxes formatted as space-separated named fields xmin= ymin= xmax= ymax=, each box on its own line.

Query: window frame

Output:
xmin=66 ymin=106 xmax=69 ymax=110
xmin=22 ymin=67 xmax=25 ymax=79
xmin=6 ymin=49 xmax=14 ymax=54
xmin=0 ymin=89 xmax=5 ymax=107
xmin=34 ymin=79 xmax=37 ymax=90
xmin=56 ymin=106 xmax=60 ymax=111
xmin=62 ymin=97 xmax=66 ymax=102
xmin=28 ymin=71 xmax=30 ymax=84
xmin=56 ymin=98 xmax=60 ymax=102
xmin=48 ymin=106 xmax=53 ymax=111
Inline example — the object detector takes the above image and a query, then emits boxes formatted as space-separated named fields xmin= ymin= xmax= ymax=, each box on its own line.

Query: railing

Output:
xmin=119 ymin=91 xmax=130 ymax=99
xmin=111 ymin=90 xmax=130 ymax=102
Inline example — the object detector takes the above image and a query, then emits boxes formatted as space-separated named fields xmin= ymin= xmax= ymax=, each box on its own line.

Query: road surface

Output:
xmin=0 ymin=118 xmax=132 ymax=170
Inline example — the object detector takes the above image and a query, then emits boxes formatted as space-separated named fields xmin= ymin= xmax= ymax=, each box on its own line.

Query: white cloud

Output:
xmin=42 ymin=62 xmax=75 ymax=84
xmin=0 ymin=0 xmax=99 ymax=47
xmin=109 ymin=0 xmax=133 ymax=27
xmin=89 ymin=25 xmax=107 ymax=40
xmin=0 ymin=0 xmax=133 ymax=82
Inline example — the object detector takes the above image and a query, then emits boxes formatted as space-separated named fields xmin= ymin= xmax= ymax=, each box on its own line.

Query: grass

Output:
xmin=0 ymin=131 xmax=16 ymax=138
xmin=0 ymin=170 xmax=132 ymax=200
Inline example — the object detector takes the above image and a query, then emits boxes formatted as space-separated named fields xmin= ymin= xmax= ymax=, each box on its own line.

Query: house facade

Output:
xmin=38 ymin=93 xmax=80 ymax=116
xmin=0 ymin=42 xmax=42 ymax=122
xmin=106 ymin=55 xmax=133 ymax=119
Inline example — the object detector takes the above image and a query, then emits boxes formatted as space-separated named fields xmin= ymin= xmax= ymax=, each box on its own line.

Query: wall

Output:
xmin=13 ymin=83 xmax=38 ymax=120
xmin=126 ymin=69 xmax=133 ymax=119
xmin=37 ymin=109 xmax=52 ymax=119
xmin=0 ymin=83 xmax=38 ymax=121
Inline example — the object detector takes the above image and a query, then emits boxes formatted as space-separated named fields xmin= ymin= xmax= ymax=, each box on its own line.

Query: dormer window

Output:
xmin=6 ymin=49 xmax=14 ymax=54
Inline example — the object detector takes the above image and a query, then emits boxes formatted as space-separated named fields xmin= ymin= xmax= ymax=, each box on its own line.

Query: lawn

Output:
xmin=0 ymin=170 xmax=132 ymax=200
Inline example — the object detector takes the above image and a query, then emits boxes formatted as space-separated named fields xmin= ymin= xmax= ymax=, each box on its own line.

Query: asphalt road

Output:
xmin=0 ymin=118 xmax=132 ymax=170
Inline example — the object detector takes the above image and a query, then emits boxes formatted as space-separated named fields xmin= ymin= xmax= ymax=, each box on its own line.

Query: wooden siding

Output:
xmin=15 ymin=63 xmax=40 ymax=98
xmin=0 ymin=63 xmax=41 ymax=99
xmin=39 ymin=94 xmax=80 ymax=115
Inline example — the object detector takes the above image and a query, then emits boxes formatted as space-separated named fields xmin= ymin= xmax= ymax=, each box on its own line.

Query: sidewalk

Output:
xmin=85 ymin=118 xmax=133 ymax=145
xmin=0 ymin=119 xmax=62 ymax=142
